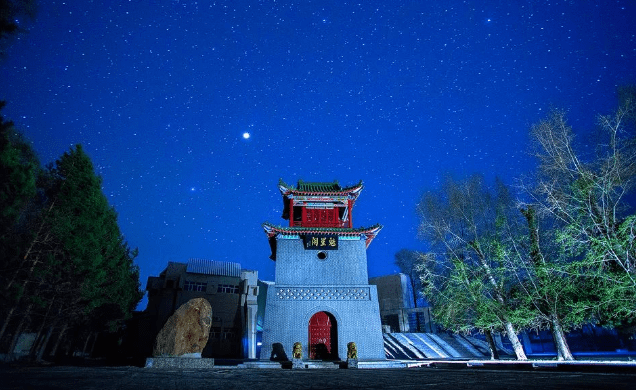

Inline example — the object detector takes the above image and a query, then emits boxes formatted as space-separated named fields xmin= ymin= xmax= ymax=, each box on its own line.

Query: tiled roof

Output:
xmin=186 ymin=258 xmax=241 ymax=277
xmin=297 ymin=180 xmax=340 ymax=192
xmin=262 ymin=222 xmax=382 ymax=259
xmin=278 ymin=178 xmax=363 ymax=195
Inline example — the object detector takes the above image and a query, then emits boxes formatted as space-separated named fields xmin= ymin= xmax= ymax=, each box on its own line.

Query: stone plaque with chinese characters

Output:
xmin=303 ymin=235 xmax=338 ymax=250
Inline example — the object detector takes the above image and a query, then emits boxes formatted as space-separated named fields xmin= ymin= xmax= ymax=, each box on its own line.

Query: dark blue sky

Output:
xmin=2 ymin=1 xmax=635 ymax=309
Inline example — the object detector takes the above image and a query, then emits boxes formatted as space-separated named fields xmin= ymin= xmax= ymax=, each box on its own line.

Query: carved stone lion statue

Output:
xmin=347 ymin=342 xmax=358 ymax=360
xmin=292 ymin=342 xmax=303 ymax=359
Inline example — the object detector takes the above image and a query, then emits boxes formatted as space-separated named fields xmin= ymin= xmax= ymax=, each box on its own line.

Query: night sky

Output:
xmin=2 ymin=1 xmax=635 ymax=310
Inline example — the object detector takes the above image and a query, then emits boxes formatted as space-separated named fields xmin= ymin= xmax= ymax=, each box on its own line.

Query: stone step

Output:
xmin=145 ymin=357 xmax=215 ymax=369
xmin=382 ymin=333 xmax=512 ymax=359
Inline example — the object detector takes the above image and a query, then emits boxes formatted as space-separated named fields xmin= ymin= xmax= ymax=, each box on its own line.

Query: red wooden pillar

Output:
xmin=289 ymin=198 xmax=294 ymax=227
xmin=347 ymin=199 xmax=353 ymax=228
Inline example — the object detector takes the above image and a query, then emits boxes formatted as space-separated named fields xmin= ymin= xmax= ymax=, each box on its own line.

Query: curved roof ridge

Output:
xmin=262 ymin=222 xmax=382 ymax=235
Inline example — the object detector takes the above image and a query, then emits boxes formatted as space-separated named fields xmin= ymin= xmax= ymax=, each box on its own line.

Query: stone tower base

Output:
xmin=260 ymin=284 xmax=385 ymax=361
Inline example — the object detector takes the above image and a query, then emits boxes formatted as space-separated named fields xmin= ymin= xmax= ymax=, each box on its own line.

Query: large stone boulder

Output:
xmin=153 ymin=298 xmax=212 ymax=357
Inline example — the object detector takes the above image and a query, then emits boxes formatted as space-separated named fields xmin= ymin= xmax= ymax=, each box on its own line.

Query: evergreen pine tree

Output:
xmin=1 ymin=142 xmax=142 ymax=357
xmin=0 ymin=102 xmax=40 ymax=345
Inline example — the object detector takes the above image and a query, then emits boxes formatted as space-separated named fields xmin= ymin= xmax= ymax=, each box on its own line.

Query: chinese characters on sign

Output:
xmin=304 ymin=235 xmax=338 ymax=250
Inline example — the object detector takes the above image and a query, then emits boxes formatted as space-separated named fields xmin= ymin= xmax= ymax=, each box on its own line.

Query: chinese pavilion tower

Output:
xmin=260 ymin=179 xmax=385 ymax=361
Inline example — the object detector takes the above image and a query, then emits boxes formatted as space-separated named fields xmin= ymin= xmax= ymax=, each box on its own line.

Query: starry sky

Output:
xmin=2 ymin=1 xmax=635 ymax=310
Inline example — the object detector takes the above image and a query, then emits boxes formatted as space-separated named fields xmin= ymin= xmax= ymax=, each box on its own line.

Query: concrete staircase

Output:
xmin=384 ymin=333 xmax=509 ymax=360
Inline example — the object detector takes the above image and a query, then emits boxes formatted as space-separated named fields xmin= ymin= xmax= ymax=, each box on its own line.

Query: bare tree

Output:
xmin=524 ymin=92 xmax=636 ymax=324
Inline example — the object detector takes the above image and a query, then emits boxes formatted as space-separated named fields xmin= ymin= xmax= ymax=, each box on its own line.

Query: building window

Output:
xmin=222 ymin=331 xmax=237 ymax=340
xmin=209 ymin=327 xmax=222 ymax=339
xmin=217 ymin=284 xmax=239 ymax=294
xmin=184 ymin=281 xmax=207 ymax=292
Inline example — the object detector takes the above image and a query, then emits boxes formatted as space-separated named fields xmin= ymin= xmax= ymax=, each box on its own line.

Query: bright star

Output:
xmin=243 ymin=132 xmax=250 ymax=139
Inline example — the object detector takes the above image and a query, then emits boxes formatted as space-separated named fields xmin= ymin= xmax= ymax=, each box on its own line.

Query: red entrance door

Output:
xmin=309 ymin=311 xmax=337 ymax=360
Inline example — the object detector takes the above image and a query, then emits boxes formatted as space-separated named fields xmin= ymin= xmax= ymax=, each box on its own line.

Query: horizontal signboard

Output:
xmin=304 ymin=235 xmax=338 ymax=250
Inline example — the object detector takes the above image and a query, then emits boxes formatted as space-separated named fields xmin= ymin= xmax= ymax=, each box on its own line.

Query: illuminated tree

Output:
xmin=416 ymin=174 xmax=528 ymax=360
xmin=524 ymin=88 xmax=636 ymax=329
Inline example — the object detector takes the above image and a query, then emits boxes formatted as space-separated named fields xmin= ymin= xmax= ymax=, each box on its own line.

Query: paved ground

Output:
xmin=1 ymin=364 xmax=636 ymax=390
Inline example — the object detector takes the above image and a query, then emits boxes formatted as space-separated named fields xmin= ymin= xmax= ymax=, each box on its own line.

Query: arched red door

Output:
xmin=309 ymin=311 xmax=337 ymax=360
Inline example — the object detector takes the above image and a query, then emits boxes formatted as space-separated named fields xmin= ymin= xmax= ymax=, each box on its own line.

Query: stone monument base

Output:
xmin=145 ymin=357 xmax=215 ymax=369
xmin=347 ymin=358 xmax=358 ymax=369
xmin=292 ymin=358 xmax=305 ymax=369
xmin=239 ymin=361 xmax=283 ymax=369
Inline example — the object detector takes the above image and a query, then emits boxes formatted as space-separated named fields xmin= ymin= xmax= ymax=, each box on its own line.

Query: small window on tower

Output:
xmin=338 ymin=207 xmax=346 ymax=221
xmin=317 ymin=251 xmax=327 ymax=260
xmin=293 ymin=206 xmax=303 ymax=222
